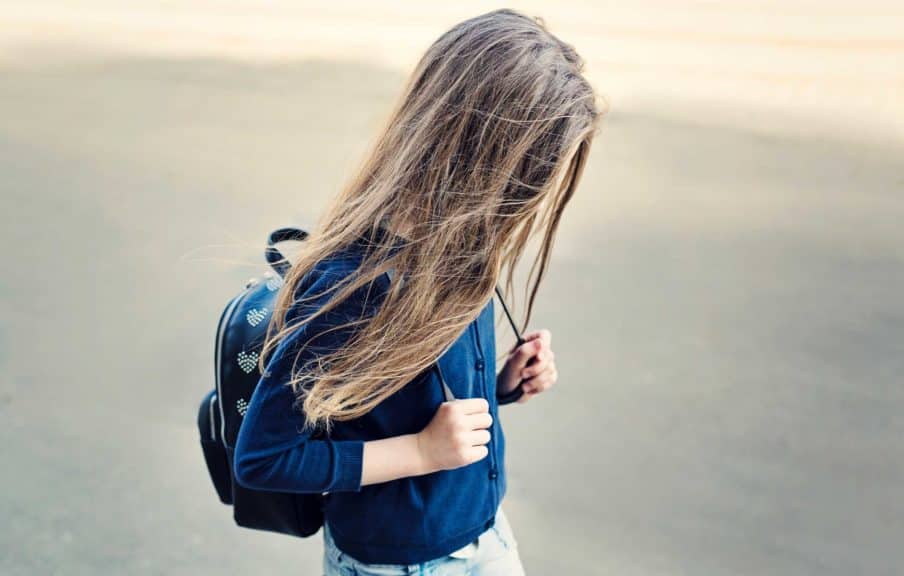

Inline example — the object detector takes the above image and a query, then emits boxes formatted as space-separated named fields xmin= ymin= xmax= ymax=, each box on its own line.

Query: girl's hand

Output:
xmin=416 ymin=398 xmax=493 ymax=472
xmin=497 ymin=329 xmax=557 ymax=404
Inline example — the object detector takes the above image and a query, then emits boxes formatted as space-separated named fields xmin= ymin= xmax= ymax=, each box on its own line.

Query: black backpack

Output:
xmin=197 ymin=227 xmax=328 ymax=537
xmin=197 ymin=226 xmax=527 ymax=539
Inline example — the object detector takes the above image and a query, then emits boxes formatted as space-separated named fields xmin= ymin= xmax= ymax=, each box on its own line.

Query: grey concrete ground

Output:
xmin=1 ymin=54 xmax=902 ymax=575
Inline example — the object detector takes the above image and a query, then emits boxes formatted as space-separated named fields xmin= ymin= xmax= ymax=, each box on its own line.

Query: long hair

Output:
xmin=260 ymin=8 xmax=604 ymax=431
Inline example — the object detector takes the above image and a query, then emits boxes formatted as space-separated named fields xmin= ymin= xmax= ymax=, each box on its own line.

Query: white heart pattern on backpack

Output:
xmin=237 ymin=350 xmax=259 ymax=374
xmin=266 ymin=276 xmax=283 ymax=291
xmin=246 ymin=307 xmax=268 ymax=327
xmin=236 ymin=397 xmax=249 ymax=416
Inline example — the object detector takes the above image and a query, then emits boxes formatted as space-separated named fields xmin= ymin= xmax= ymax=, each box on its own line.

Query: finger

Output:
xmin=522 ymin=382 xmax=545 ymax=396
xmin=456 ymin=397 xmax=489 ymax=414
xmin=467 ymin=429 xmax=491 ymax=446
xmin=512 ymin=339 xmax=542 ymax=369
xmin=466 ymin=445 xmax=489 ymax=463
xmin=467 ymin=412 xmax=493 ymax=430
xmin=521 ymin=355 xmax=553 ymax=379
xmin=525 ymin=382 xmax=548 ymax=397
xmin=523 ymin=369 xmax=556 ymax=393
xmin=524 ymin=329 xmax=552 ymax=346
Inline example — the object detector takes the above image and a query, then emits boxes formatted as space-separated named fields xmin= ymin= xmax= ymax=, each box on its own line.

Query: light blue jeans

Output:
xmin=322 ymin=507 xmax=526 ymax=575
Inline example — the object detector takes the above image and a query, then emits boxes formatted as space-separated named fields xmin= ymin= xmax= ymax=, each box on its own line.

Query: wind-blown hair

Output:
xmin=260 ymin=8 xmax=604 ymax=431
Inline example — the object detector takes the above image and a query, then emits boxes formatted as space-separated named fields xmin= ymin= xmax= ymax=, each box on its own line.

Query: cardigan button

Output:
xmin=475 ymin=358 xmax=485 ymax=371
xmin=488 ymin=468 xmax=498 ymax=479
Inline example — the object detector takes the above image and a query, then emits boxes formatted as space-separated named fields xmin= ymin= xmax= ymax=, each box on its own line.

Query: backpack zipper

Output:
xmin=214 ymin=285 xmax=253 ymax=447
xmin=208 ymin=392 xmax=218 ymax=441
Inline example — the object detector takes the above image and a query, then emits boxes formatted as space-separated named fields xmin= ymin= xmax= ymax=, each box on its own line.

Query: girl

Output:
xmin=233 ymin=8 xmax=601 ymax=575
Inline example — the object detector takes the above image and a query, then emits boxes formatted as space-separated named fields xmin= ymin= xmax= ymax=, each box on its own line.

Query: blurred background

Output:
xmin=1 ymin=1 xmax=902 ymax=574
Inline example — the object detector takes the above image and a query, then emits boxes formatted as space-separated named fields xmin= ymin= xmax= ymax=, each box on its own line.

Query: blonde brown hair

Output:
xmin=261 ymin=8 xmax=603 ymax=431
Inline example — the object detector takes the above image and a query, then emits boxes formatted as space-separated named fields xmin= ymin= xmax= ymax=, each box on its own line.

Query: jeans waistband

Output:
xmin=323 ymin=522 xmax=343 ymax=565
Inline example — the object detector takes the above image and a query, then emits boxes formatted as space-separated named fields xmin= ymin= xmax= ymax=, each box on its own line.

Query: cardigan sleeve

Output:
xmin=232 ymin=264 xmax=387 ymax=494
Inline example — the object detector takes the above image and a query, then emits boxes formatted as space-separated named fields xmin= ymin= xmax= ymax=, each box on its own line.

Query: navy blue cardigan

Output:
xmin=233 ymin=231 xmax=507 ymax=565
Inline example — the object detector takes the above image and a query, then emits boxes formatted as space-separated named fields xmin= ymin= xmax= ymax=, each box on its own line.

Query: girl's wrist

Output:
xmin=361 ymin=433 xmax=436 ymax=486
xmin=413 ymin=431 xmax=439 ymax=475
xmin=496 ymin=371 xmax=517 ymax=395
